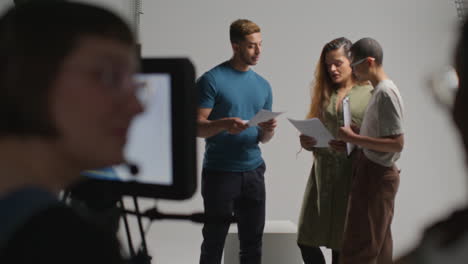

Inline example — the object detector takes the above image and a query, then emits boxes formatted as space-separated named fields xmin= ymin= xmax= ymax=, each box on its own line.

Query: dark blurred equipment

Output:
xmin=66 ymin=58 xmax=198 ymax=264
xmin=14 ymin=0 xmax=63 ymax=5
xmin=14 ymin=1 xmax=200 ymax=263
xmin=80 ymin=58 xmax=197 ymax=200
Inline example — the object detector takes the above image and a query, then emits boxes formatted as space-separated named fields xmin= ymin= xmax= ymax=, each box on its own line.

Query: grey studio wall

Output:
xmin=0 ymin=0 xmax=466 ymax=263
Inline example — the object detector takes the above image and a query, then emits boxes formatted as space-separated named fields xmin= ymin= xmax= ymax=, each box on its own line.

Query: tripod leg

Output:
xmin=120 ymin=199 xmax=136 ymax=258
xmin=133 ymin=196 xmax=153 ymax=264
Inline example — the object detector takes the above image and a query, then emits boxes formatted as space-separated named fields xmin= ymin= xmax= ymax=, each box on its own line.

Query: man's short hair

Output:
xmin=229 ymin=19 xmax=260 ymax=43
xmin=350 ymin=37 xmax=384 ymax=65
xmin=0 ymin=1 xmax=134 ymax=138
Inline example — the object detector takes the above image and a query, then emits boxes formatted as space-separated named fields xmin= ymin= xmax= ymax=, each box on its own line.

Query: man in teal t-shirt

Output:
xmin=197 ymin=19 xmax=276 ymax=264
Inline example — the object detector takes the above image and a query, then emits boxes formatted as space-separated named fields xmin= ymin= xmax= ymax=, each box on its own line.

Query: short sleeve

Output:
xmin=197 ymin=73 xmax=217 ymax=109
xmin=378 ymin=91 xmax=403 ymax=137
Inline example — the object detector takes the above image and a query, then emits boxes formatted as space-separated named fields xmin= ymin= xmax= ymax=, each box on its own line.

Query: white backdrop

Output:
xmin=1 ymin=0 xmax=467 ymax=263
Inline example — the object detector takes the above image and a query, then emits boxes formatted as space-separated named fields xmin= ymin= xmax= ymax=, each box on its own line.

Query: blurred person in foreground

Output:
xmin=0 ymin=1 xmax=142 ymax=263
xmin=394 ymin=18 xmax=468 ymax=264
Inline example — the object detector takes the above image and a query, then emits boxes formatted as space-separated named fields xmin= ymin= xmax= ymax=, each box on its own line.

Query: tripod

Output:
xmin=119 ymin=196 xmax=209 ymax=264
xmin=120 ymin=196 xmax=238 ymax=264
xmin=62 ymin=188 xmax=207 ymax=264
xmin=64 ymin=181 xmax=236 ymax=264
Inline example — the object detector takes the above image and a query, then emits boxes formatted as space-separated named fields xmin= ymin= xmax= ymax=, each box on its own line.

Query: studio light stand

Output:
xmin=119 ymin=196 xmax=237 ymax=264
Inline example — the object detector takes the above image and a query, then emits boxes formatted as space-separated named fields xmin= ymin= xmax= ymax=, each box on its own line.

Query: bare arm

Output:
xmin=197 ymin=108 xmax=248 ymax=138
xmin=338 ymin=125 xmax=404 ymax=153
xmin=258 ymin=118 xmax=277 ymax=144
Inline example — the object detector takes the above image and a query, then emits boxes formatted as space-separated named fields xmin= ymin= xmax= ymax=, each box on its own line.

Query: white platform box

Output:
xmin=223 ymin=220 xmax=302 ymax=264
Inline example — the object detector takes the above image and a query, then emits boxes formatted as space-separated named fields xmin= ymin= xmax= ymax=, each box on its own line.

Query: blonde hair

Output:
xmin=230 ymin=19 xmax=260 ymax=43
xmin=307 ymin=37 xmax=354 ymax=120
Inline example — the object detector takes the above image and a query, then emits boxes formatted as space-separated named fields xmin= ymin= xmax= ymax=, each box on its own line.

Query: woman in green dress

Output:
xmin=297 ymin=37 xmax=373 ymax=264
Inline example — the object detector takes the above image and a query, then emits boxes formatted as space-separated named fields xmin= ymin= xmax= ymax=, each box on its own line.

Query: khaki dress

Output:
xmin=297 ymin=84 xmax=373 ymax=250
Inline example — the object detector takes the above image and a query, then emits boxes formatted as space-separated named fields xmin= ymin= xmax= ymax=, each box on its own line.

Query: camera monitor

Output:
xmin=81 ymin=58 xmax=197 ymax=200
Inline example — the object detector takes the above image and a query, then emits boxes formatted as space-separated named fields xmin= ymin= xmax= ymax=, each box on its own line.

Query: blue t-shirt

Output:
xmin=197 ymin=61 xmax=273 ymax=172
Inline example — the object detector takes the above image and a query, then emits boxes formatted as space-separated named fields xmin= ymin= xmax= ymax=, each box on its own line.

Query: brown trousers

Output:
xmin=341 ymin=150 xmax=400 ymax=264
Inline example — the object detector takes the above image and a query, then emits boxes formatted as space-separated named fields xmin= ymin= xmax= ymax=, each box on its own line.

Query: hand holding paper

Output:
xmin=288 ymin=118 xmax=334 ymax=148
xmin=328 ymin=139 xmax=347 ymax=152
xmin=246 ymin=109 xmax=284 ymax=127
xmin=258 ymin=118 xmax=277 ymax=132
xmin=300 ymin=134 xmax=318 ymax=150
xmin=337 ymin=125 xmax=358 ymax=142
xmin=224 ymin=117 xmax=249 ymax=134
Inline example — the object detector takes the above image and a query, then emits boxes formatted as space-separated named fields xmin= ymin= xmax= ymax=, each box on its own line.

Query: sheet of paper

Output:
xmin=247 ymin=109 xmax=283 ymax=126
xmin=287 ymin=118 xmax=334 ymax=148
xmin=342 ymin=96 xmax=355 ymax=156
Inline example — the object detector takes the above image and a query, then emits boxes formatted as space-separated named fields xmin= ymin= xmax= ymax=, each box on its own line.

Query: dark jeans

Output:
xmin=298 ymin=244 xmax=340 ymax=264
xmin=199 ymin=163 xmax=266 ymax=264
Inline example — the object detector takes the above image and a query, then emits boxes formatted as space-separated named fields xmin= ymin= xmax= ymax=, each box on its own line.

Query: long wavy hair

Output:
xmin=307 ymin=37 xmax=354 ymax=120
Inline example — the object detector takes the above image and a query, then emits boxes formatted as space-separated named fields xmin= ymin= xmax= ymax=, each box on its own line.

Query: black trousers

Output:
xmin=199 ymin=163 xmax=266 ymax=264
xmin=298 ymin=244 xmax=340 ymax=264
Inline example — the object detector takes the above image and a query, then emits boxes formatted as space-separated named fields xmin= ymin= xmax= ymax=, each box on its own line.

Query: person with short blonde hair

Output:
xmin=229 ymin=19 xmax=261 ymax=43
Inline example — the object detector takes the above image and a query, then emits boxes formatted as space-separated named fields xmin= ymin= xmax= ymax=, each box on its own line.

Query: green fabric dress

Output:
xmin=297 ymin=84 xmax=373 ymax=250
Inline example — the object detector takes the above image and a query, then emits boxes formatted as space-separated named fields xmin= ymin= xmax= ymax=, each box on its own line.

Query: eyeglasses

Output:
xmin=65 ymin=63 xmax=153 ymax=105
xmin=133 ymin=74 xmax=157 ymax=107
xmin=95 ymin=69 xmax=156 ymax=107
xmin=350 ymin=57 xmax=367 ymax=67
xmin=93 ymin=67 xmax=141 ymax=95
xmin=428 ymin=66 xmax=459 ymax=109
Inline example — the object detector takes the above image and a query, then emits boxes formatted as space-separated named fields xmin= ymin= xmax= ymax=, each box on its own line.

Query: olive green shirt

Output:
xmin=298 ymin=84 xmax=373 ymax=250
